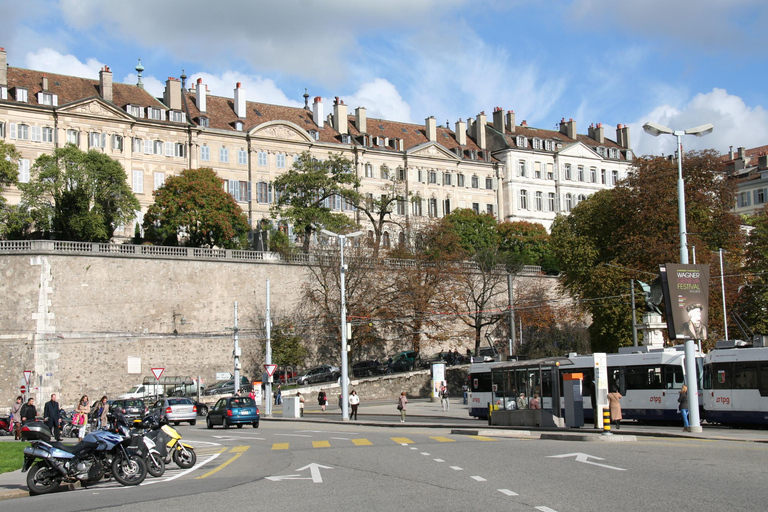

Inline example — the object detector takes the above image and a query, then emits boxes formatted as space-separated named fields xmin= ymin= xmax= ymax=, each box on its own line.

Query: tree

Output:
xmin=0 ymin=204 xmax=34 ymax=240
xmin=271 ymin=325 xmax=309 ymax=368
xmin=271 ymin=151 xmax=361 ymax=253
xmin=0 ymin=141 xmax=20 ymax=211
xmin=497 ymin=220 xmax=557 ymax=273
xmin=442 ymin=208 xmax=499 ymax=256
xmin=551 ymin=150 xmax=743 ymax=352
xmin=735 ymin=205 xmax=768 ymax=335
xmin=355 ymin=172 xmax=414 ymax=258
xmin=143 ymin=167 xmax=249 ymax=248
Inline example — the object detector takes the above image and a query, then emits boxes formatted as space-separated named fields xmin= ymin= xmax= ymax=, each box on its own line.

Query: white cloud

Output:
xmin=24 ymin=48 xmax=104 ymax=79
xmin=187 ymin=72 xmax=301 ymax=108
xmin=342 ymin=78 xmax=411 ymax=123
xmin=120 ymin=74 xmax=165 ymax=99
xmin=630 ymin=88 xmax=768 ymax=157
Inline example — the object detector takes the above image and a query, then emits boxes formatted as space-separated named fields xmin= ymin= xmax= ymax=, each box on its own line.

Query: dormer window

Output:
xmin=532 ymin=138 xmax=542 ymax=150
xmin=15 ymin=87 xmax=28 ymax=103
xmin=169 ymin=110 xmax=185 ymax=123
xmin=609 ymin=148 xmax=618 ymax=159
xmin=516 ymin=135 xmax=526 ymax=148
xmin=147 ymin=107 xmax=164 ymax=121
xmin=308 ymin=130 xmax=319 ymax=141
xmin=235 ymin=120 xmax=244 ymax=132
xmin=0 ymin=86 xmax=7 ymax=100
xmin=626 ymin=150 xmax=633 ymax=161
xmin=597 ymin=146 xmax=606 ymax=156
xmin=545 ymin=140 xmax=553 ymax=151
xmin=126 ymin=105 xmax=142 ymax=118
xmin=199 ymin=116 xmax=209 ymax=128
xmin=341 ymin=134 xmax=351 ymax=144
xmin=37 ymin=92 xmax=57 ymax=106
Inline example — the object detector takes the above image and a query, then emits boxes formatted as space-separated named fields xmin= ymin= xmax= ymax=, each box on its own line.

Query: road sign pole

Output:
xmin=265 ymin=280 xmax=272 ymax=417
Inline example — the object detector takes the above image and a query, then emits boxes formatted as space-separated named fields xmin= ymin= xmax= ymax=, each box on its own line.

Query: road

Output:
xmin=7 ymin=420 xmax=768 ymax=512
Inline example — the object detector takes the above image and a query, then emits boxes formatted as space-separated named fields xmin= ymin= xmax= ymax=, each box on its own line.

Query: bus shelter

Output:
xmin=141 ymin=375 xmax=203 ymax=400
xmin=489 ymin=357 xmax=572 ymax=427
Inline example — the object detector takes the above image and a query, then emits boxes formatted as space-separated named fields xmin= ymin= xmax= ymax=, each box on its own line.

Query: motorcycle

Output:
xmin=144 ymin=418 xmax=196 ymax=469
xmin=21 ymin=418 xmax=147 ymax=495
xmin=128 ymin=416 xmax=166 ymax=477
xmin=59 ymin=410 xmax=80 ymax=439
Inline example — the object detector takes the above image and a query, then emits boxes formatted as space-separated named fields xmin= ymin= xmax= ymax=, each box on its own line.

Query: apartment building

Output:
xmin=723 ymin=145 xmax=768 ymax=217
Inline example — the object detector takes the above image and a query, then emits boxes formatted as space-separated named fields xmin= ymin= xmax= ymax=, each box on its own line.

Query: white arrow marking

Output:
xmin=548 ymin=452 xmax=626 ymax=471
xmin=266 ymin=463 xmax=333 ymax=483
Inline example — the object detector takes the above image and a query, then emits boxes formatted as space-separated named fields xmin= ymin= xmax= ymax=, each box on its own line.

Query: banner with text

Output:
xmin=661 ymin=263 xmax=710 ymax=340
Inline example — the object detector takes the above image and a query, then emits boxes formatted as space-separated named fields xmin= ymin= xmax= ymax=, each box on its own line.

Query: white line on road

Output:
xmin=498 ymin=489 xmax=518 ymax=496
xmin=275 ymin=434 xmax=313 ymax=437
xmin=535 ymin=507 xmax=558 ymax=512
xmin=471 ymin=476 xmax=486 ymax=481
xmin=450 ymin=466 xmax=463 ymax=471
xmin=420 ymin=452 xmax=430 ymax=456
xmin=433 ymin=459 xmax=444 ymax=462
xmin=409 ymin=447 xmax=418 ymax=450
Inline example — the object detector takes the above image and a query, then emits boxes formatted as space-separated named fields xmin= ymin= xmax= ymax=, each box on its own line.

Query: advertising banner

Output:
xmin=660 ymin=264 xmax=710 ymax=340
xmin=431 ymin=363 xmax=446 ymax=399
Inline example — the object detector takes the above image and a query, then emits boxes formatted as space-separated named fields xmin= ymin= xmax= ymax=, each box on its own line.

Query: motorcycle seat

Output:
xmin=51 ymin=440 xmax=97 ymax=456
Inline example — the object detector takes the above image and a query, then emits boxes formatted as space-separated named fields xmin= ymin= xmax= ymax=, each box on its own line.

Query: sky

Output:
xmin=2 ymin=0 xmax=767 ymax=158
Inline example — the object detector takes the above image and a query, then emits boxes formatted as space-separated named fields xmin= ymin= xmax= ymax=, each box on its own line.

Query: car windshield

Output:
xmin=126 ymin=386 xmax=141 ymax=393
xmin=231 ymin=398 xmax=255 ymax=408
xmin=124 ymin=400 xmax=144 ymax=407
xmin=168 ymin=398 xmax=193 ymax=405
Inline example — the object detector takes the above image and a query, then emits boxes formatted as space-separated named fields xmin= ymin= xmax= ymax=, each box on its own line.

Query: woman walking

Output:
xmin=11 ymin=396 xmax=23 ymax=440
xmin=607 ymin=385 xmax=623 ymax=430
xmin=75 ymin=395 xmax=90 ymax=440
xmin=678 ymin=385 xmax=690 ymax=431
xmin=349 ymin=390 xmax=360 ymax=420
xmin=397 ymin=392 xmax=408 ymax=423
xmin=318 ymin=389 xmax=327 ymax=412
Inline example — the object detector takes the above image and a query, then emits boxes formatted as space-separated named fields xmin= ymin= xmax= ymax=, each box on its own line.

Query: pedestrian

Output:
xmin=318 ymin=389 xmax=327 ymax=412
xmin=11 ymin=396 xmax=23 ymax=440
xmin=20 ymin=397 xmax=37 ymax=426
xmin=516 ymin=392 xmax=528 ymax=410
xmin=94 ymin=396 xmax=109 ymax=429
xmin=462 ymin=382 xmax=468 ymax=405
xmin=43 ymin=393 xmax=62 ymax=441
xmin=349 ymin=390 xmax=360 ymax=420
xmin=440 ymin=385 xmax=450 ymax=411
xmin=530 ymin=393 xmax=541 ymax=409
xmin=397 ymin=392 xmax=408 ymax=423
xmin=248 ymin=389 xmax=255 ymax=400
xmin=386 ymin=357 xmax=394 ymax=374
xmin=297 ymin=392 xmax=305 ymax=417
xmin=678 ymin=384 xmax=689 ymax=431
xmin=453 ymin=349 xmax=460 ymax=365
xmin=608 ymin=385 xmax=622 ymax=430
xmin=75 ymin=395 xmax=90 ymax=440
xmin=275 ymin=384 xmax=282 ymax=405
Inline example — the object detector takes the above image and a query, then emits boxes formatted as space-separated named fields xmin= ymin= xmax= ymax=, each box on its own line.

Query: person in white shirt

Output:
xmin=349 ymin=390 xmax=360 ymax=420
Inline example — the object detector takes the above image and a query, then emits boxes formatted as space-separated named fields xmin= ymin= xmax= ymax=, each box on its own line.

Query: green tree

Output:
xmin=355 ymin=171 xmax=414 ymax=258
xmin=0 ymin=204 xmax=34 ymax=240
xmin=442 ymin=208 xmax=500 ymax=256
xmin=735 ymin=204 xmax=768 ymax=335
xmin=21 ymin=144 xmax=139 ymax=242
xmin=143 ymin=167 xmax=249 ymax=249
xmin=271 ymin=325 xmax=309 ymax=368
xmin=271 ymin=151 xmax=361 ymax=253
xmin=497 ymin=220 xmax=557 ymax=272
xmin=0 ymin=141 xmax=20 ymax=209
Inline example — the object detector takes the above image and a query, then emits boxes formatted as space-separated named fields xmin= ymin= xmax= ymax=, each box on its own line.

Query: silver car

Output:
xmin=151 ymin=397 xmax=197 ymax=426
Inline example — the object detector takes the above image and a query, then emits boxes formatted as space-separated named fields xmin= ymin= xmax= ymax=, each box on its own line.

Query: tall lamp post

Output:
xmin=642 ymin=121 xmax=713 ymax=433
xmin=320 ymin=229 xmax=363 ymax=422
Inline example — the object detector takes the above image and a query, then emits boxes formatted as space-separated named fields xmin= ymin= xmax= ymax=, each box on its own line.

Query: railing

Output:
xmin=0 ymin=240 xmax=543 ymax=274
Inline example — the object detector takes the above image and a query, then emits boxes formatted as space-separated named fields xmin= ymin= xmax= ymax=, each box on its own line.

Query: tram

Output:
xmin=702 ymin=345 xmax=768 ymax=425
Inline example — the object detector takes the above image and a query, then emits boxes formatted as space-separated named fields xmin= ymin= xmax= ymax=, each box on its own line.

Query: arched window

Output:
xmin=382 ymin=232 xmax=390 ymax=248
xmin=565 ymin=193 xmax=573 ymax=212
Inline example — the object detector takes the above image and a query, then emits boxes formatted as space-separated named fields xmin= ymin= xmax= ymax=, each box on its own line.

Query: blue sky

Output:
xmin=3 ymin=0 xmax=767 ymax=157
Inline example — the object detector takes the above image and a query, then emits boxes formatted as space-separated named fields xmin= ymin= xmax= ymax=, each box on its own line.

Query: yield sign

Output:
xmin=23 ymin=370 xmax=32 ymax=385
xmin=151 ymin=367 xmax=165 ymax=380
xmin=264 ymin=364 xmax=278 ymax=377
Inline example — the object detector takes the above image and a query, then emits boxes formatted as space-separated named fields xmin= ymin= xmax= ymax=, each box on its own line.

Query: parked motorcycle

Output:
xmin=21 ymin=418 xmax=147 ymax=495
xmin=59 ymin=410 xmax=80 ymax=439
xmin=144 ymin=418 xmax=196 ymax=469
xmin=129 ymin=416 xmax=166 ymax=477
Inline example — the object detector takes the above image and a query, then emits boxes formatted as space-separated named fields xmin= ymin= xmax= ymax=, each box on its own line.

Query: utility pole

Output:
xmin=233 ymin=302 xmax=241 ymax=395
xmin=507 ymin=274 xmax=516 ymax=357
xmin=265 ymin=280 xmax=272 ymax=417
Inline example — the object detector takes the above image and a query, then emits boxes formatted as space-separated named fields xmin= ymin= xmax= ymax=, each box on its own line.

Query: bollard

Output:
xmin=602 ymin=409 xmax=612 ymax=435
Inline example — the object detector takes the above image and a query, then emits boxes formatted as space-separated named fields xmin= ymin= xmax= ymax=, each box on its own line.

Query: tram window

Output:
xmin=626 ymin=366 xmax=663 ymax=389
xmin=733 ymin=363 xmax=757 ymax=389
xmin=663 ymin=365 xmax=685 ymax=389
xmin=608 ymin=368 xmax=623 ymax=394
xmin=712 ymin=364 xmax=730 ymax=389
xmin=759 ymin=364 xmax=768 ymax=397
xmin=703 ymin=365 xmax=712 ymax=390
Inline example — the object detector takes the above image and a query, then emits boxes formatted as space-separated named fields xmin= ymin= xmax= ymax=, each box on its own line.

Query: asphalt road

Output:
xmin=7 ymin=420 xmax=768 ymax=512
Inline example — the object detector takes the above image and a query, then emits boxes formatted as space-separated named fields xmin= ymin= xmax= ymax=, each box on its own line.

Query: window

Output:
xmin=518 ymin=160 xmax=526 ymax=177
xmin=132 ymin=170 xmax=144 ymax=193
xmin=154 ymin=140 xmax=163 ymax=155
xmin=199 ymin=117 xmax=209 ymax=128
xmin=519 ymin=190 xmax=528 ymax=210
xmin=443 ymin=199 xmax=451 ymax=215
xmin=412 ymin=198 xmax=423 ymax=216
xmin=15 ymin=88 xmax=28 ymax=102
xmin=597 ymin=146 xmax=606 ymax=157
xmin=534 ymin=162 xmax=542 ymax=179
xmin=564 ymin=164 xmax=572 ymax=180
xmin=609 ymin=148 xmax=618 ymax=159
xmin=228 ymin=180 xmax=251 ymax=202
xmin=548 ymin=192 xmax=556 ymax=212
xmin=565 ymin=193 xmax=573 ymax=212
xmin=532 ymin=138 xmax=542 ymax=150
xmin=485 ymin=177 xmax=493 ymax=190
xmin=516 ymin=135 xmax=526 ymax=147
xmin=15 ymin=124 xmax=29 ymax=140
xmin=112 ymin=134 xmax=123 ymax=151
xmin=132 ymin=137 xmax=142 ymax=153
xmin=546 ymin=163 xmax=554 ymax=180
xmin=472 ymin=202 xmax=480 ymax=214
xmin=175 ymin=143 xmax=186 ymax=158
xmin=471 ymin=175 xmax=479 ymax=189
xmin=200 ymin=145 xmax=210 ymax=161
xmin=577 ymin=193 xmax=586 ymax=203
xmin=127 ymin=105 xmax=142 ymax=117
xmin=148 ymin=107 xmax=163 ymax=121
xmin=27 ymin=125 xmax=41 ymax=142
xmin=457 ymin=174 xmax=465 ymax=187
xmin=17 ymin=159 xmax=30 ymax=183
xmin=428 ymin=171 xmax=437 ymax=184
xmin=601 ymin=169 xmax=607 ymax=184
xmin=397 ymin=197 xmax=406 ymax=216
xmin=380 ymin=166 xmax=390 ymax=180
xmin=612 ymin=170 xmax=619 ymax=185
xmin=276 ymin=153 xmax=285 ymax=168
xmin=365 ymin=163 xmax=373 ymax=178
xmin=0 ymin=122 xmax=4 ymax=138
xmin=486 ymin=204 xmax=494 ymax=215
xmin=755 ymin=188 xmax=766 ymax=205
xmin=417 ymin=169 xmax=424 ymax=183
xmin=89 ymin=132 xmax=103 ymax=148
xmin=428 ymin=198 xmax=438 ymax=218
xmin=738 ymin=192 xmax=751 ymax=208
xmin=535 ymin=191 xmax=543 ymax=211
xmin=590 ymin=167 xmax=597 ymax=183
xmin=256 ymin=182 xmax=272 ymax=203
xmin=258 ymin=151 xmax=267 ymax=167
xmin=169 ymin=111 xmax=185 ymax=123
xmin=219 ymin=147 xmax=229 ymax=163
xmin=40 ymin=92 xmax=56 ymax=105
xmin=39 ymin=126 xmax=53 ymax=143
xmin=545 ymin=140 xmax=553 ymax=151
xmin=443 ymin=173 xmax=451 ymax=186
xmin=578 ymin=166 xmax=585 ymax=181
xmin=154 ymin=172 xmax=165 ymax=191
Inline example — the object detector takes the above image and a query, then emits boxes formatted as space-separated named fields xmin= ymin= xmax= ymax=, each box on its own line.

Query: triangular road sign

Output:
xmin=264 ymin=364 xmax=278 ymax=377
xmin=151 ymin=367 xmax=165 ymax=380
xmin=23 ymin=370 xmax=32 ymax=385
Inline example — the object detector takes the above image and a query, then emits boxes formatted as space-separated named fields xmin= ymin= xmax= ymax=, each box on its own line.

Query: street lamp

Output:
xmin=642 ymin=121 xmax=713 ymax=434
xmin=319 ymin=228 xmax=364 ymax=421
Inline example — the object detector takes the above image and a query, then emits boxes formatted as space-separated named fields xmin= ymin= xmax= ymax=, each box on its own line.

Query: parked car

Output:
xmin=273 ymin=369 xmax=297 ymax=383
xmin=206 ymin=397 xmax=259 ymax=429
xmin=109 ymin=399 xmax=148 ymax=423
xmin=352 ymin=360 xmax=386 ymax=378
xmin=295 ymin=365 xmax=341 ymax=385
xmin=418 ymin=353 xmax=448 ymax=369
xmin=203 ymin=376 xmax=251 ymax=396
xmin=390 ymin=351 xmax=420 ymax=372
xmin=149 ymin=397 xmax=198 ymax=426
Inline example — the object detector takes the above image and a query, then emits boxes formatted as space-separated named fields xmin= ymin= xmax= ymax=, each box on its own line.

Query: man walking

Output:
xmin=440 ymin=385 xmax=450 ymax=412
xmin=43 ymin=393 xmax=62 ymax=441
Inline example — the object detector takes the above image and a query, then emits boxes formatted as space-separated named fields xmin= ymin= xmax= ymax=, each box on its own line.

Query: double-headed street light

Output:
xmin=319 ymin=228 xmax=363 ymax=421
xmin=642 ymin=121 xmax=713 ymax=434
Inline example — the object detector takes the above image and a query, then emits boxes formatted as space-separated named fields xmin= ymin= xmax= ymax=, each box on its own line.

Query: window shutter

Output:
xmin=144 ymin=140 xmax=152 ymax=154
xmin=9 ymin=123 xmax=16 ymax=139
xmin=165 ymin=141 xmax=173 ymax=157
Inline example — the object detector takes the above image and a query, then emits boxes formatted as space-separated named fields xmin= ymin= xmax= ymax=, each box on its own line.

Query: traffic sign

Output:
xmin=20 ymin=385 xmax=26 ymax=394
xmin=151 ymin=367 xmax=165 ymax=380
xmin=23 ymin=370 xmax=31 ymax=385
xmin=264 ymin=364 xmax=278 ymax=377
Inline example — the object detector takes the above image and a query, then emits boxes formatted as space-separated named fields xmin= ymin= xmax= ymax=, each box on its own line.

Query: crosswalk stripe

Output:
xmin=272 ymin=443 xmax=289 ymax=450
xmin=430 ymin=436 xmax=456 ymax=443
xmin=313 ymin=440 xmax=331 ymax=448
xmin=391 ymin=437 xmax=414 ymax=444
xmin=469 ymin=435 xmax=496 ymax=441
xmin=352 ymin=439 xmax=372 ymax=446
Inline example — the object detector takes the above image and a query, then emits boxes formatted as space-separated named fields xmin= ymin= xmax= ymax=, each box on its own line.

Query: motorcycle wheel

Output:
xmin=26 ymin=462 xmax=61 ymax=495
xmin=147 ymin=453 xmax=165 ymax=478
xmin=172 ymin=446 xmax=197 ymax=469
xmin=111 ymin=454 xmax=147 ymax=486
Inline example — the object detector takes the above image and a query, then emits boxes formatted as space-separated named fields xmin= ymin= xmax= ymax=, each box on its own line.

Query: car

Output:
xmin=418 ymin=353 xmax=448 ymax=369
xmin=390 ymin=351 xmax=420 ymax=372
xmin=206 ymin=397 xmax=259 ymax=429
xmin=109 ymin=399 xmax=148 ymax=423
xmin=149 ymin=397 xmax=198 ymax=426
xmin=272 ymin=369 xmax=297 ymax=383
xmin=295 ymin=365 xmax=341 ymax=385
xmin=203 ymin=376 xmax=251 ymax=396
xmin=352 ymin=360 xmax=386 ymax=378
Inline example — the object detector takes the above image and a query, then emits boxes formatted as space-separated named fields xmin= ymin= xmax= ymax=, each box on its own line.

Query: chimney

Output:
xmin=560 ymin=118 xmax=576 ymax=139
xmin=616 ymin=124 xmax=625 ymax=147
xmin=475 ymin=111 xmax=487 ymax=149
xmin=233 ymin=82 xmax=246 ymax=118
xmin=728 ymin=146 xmax=734 ymax=160
xmin=163 ymin=77 xmax=181 ymax=110
xmin=333 ymin=97 xmax=348 ymax=135
xmin=594 ymin=123 xmax=604 ymax=144
xmin=758 ymin=155 xmax=768 ymax=170
xmin=196 ymin=78 xmax=206 ymax=113
xmin=505 ymin=110 xmax=516 ymax=134
xmin=521 ymin=120 xmax=528 ymax=127
xmin=737 ymin=147 xmax=746 ymax=160
xmin=455 ymin=119 xmax=466 ymax=146
xmin=425 ymin=116 xmax=437 ymax=142
xmin=355 ymin=106 xmax=366 ymax=133
xmin=492 ymin=107 xmax=504 ymax=132
xmin=99 ymin=66 xmax=113 ymax=102
xmin=621 ymin=124 xmax=631 ymax=149
xmin=0 ymin=47 xmax=6 ymax=86
xmin=313 ymin=97 xmax=324 ymax=128
xmin=41 ymin=74 xmax=48 ymax=91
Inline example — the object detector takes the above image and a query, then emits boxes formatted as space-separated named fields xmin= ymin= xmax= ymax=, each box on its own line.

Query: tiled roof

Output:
xmin=721 ymin=144 xmax=768 ymax=163
xmin=501 ymin=123 xmax=625 ymax=153
xmin=5 ymin=67 xmax=166 ymax=111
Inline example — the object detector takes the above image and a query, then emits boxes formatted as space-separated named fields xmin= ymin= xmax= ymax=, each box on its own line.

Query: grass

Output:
xmin=0 ymin=443 xmax=26 ymax=474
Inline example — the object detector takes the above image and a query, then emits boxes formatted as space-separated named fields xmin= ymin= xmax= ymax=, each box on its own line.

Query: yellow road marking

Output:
xmin=352 ymin=439 xmax=372 ymax=446
xmin=312 ymin=440 xmax=331 ymax=448
xmin=430 ymin=436 xmax=456 ymax=443
xmin=469 ymin=435 xmax=496 ymax=441
xmin=272 ymin=443 xmax=290 ymax=450
xmin=391 ymin=437 xmax=414 ymax=444
xmin=196 ymin=446 xmax=249 ymax=479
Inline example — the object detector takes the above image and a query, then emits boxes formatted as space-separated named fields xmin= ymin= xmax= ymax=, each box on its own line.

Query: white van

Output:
xmin=119 ymin=384 xmax=163 ymax=400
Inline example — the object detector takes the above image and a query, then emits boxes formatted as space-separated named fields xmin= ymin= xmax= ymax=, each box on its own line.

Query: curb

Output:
xmin=0 ymin=489 xmax=28 ymax=501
